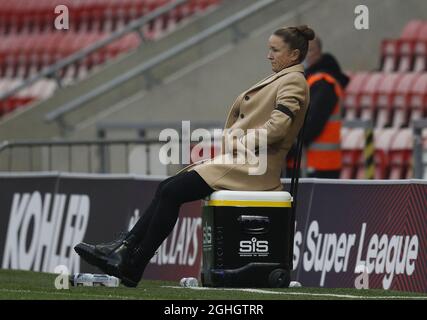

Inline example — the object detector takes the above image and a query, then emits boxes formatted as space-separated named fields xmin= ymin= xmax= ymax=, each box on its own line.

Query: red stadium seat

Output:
xmin=374 ymin=128 xmax=399 ymax=179
xmin=18 ymin=34 xmax=41 ymax=77
xmin=409 ymin=73 xmax=427 ymax=124
xmin=105 ymin=33 xmax=140 ymax=61
xmin=0 ymin=78 xmax=25 ymax=114
xmin=24 ymin=0 xmax=43 ymax=33
xmin=359 ymin=73 xmax=386 ymax=124
xmin=380 ymin=20 xmax=425 ymax=72
xmin=6 ymin=1 xmax=25 ymax=34
xmin=88 ymin=0 xmax=108 ymax=32
xmin=389 ymin=128 xmax=413 ymax=179
xmin=413 ymin=41 xmax=427 ymax=72
xmin=0 ymin=37 xmax=13 ymax=76
xmin=380 ymin=40 xmax=399 ymax=72
xmin=2 ymin=36 xmax=25 ymax=77
xmin=343 ymin=72 xmax=369 ymax=121
xmin=397 ymin=20 xmax=426 ymax=72
xmin=389 ymin=73 xmax=420 ymax=128
xmin=41 ymin=33 xmax=65 ymax=67
xmin=412 ymin=23 xmax=427 ymax=72
xmin=73 ymin=0 xmax=94 ymax=32
xmin=80 ymin=33 xmax=109 ymax=69
xmin=396 ymin=40 xmax=417 ymax=72
xmin=376 ymin=73 xmax=404 ymax=128
xmin=0 ymin=31 xmax=112 ymax=78
xmin=0 ymin=2 xmax=9 ymax=34
xmin=340 ymin=128 xmax=364 ymax=179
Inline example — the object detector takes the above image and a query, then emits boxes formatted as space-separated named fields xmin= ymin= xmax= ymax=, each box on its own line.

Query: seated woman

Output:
xmin=74 ymin=25 xmax=314 ymax=287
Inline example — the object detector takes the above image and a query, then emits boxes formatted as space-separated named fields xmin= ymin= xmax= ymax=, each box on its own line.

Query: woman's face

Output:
xmin=267 ymin=35 xmax=300 ymax=73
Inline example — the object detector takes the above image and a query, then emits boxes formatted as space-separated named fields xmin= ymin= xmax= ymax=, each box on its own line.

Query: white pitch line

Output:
xmin=0 ymin=288 xmax=136 ymax=300
xmin=3 ymin=286 xmax=426 ymax=300
xmin=162 ymin=286 xmax=427 ymax=300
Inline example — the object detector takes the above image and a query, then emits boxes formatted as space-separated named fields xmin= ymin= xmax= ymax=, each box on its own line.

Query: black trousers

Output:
xmin=129 ymin=170 xmax=214 ymax=260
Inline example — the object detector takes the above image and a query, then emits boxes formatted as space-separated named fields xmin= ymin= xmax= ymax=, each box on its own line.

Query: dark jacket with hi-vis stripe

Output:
xmin=180 ymin=64 xmax=309 ymax=191
xmin=304 ymin=54 xmax=349 ymax=171
xmin=306 ymin=72 xmax=343 ymax=170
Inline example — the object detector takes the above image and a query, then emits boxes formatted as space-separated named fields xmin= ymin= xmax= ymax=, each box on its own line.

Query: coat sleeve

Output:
xmin=241 ymin=73 xmax=307 ymax=149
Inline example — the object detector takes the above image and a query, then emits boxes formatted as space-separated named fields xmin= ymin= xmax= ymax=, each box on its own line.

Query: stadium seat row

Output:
xmin=341 ymin=127 xmax=427 ymax=180
xmin=0 ymin=0 xmax=222 ymax=119
xmin=343 ymin=72 xmax=427 ymax=128
xmin=0 ymin=32 xmax=141 ymax=78
xmin=380 ymin=20 xmax=427 ymax=72
xmin=0 ymin=0 xmax=220 ymax=34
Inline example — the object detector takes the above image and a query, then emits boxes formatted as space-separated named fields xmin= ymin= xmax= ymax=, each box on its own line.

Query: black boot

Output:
xmin=118 ymin=247 xmax=150 ymax=286
xmin=100 ymin=242 xmax=150 ymax=287
xmin=74 ymin=232 xmax=131 ymax=270
xmin=74 ymin=234 xmax=144 ymax=287
xmin=93 ymin=232 xmax=129 ymax=256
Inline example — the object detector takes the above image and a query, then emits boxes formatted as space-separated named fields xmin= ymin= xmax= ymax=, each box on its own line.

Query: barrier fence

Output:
xmin=1 ymin=122 xmax=426 ymax=177
xmin=0 ymin=173 xmax=426 ymax=292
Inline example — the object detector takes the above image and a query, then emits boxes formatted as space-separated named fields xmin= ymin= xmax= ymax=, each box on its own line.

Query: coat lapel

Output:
xmin=224 ymin=64 xmax=305 ymax=129
xmin=245 ymin=64 xmax=304 ymax=94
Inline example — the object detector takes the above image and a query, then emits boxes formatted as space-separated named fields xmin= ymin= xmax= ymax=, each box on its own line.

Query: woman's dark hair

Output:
xmin=273 ymin=25 xmax=315 ymax=63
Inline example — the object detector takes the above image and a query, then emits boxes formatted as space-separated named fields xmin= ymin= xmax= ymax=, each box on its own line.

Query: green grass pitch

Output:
xmin=0 ymin=269 xmax=426 ymax=300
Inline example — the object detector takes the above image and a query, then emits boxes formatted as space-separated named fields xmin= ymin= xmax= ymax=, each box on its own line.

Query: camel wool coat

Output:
xmin=184 ymin=63 xmax=309 ymax=191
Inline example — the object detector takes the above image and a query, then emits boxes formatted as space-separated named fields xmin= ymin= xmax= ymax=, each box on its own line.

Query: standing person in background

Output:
xmin=288 ymin=37 xmax=349 ymax=178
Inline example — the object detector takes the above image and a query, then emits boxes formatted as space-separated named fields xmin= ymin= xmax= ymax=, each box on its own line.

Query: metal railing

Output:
xmin=413 ymin=119 xmax=427 ymax=179
xmin=0 ymin=138 xmax=161 ymax=174
xmin=0 ymin=0 xmax=188 ymax=101
xmin=43 ymin=0 xmax=283 ymax=125
xmin=1 ymin=122 xmax=426 ymax=178
xmin=0 ymin=120 xmax=225 ymax=174
xmin=96 ymin=120 xmax=223 ymax=138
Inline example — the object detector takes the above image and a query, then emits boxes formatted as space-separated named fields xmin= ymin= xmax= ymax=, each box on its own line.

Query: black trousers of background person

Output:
xmin=129 ymin=170 xmax=214 ymax=263
xmin=284 ymin=168 xmax=340 ymax=179
xmin=307 ymin=170 xmax=340 ymax=179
